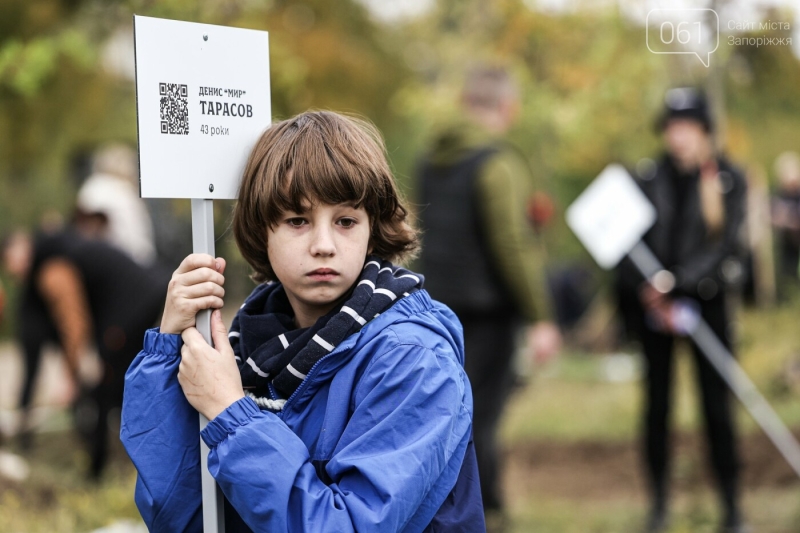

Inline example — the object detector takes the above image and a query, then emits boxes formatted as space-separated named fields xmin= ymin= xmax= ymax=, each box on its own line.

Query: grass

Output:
xmin=507 ymin=489 xmax=800 ymax=533
xmin=503 ymin=299 xmax=800 ymax=445
xmin=499 ymin=298 xmax=800 ymax=532
xmin=0 ymin=432 xmax=141 ymax=533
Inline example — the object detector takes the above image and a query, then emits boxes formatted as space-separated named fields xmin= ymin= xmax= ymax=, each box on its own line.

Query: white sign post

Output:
xmin=567 ymin=164 xmax=800 ymax=481
xmin=134 ymin=15 xmax=271 ymax=532
xmin=565 ymin=164 xmax=657 ymax=270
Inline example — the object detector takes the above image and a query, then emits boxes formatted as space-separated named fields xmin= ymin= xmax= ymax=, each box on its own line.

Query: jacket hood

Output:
xmin=349 ymin=289 xmax=465 ymax=368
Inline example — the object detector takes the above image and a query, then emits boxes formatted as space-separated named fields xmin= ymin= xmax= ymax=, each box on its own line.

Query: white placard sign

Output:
xmin=565 ymin=164 xmax=657 ymax=270
xmin=134 ymin=16 xmax=270 ymax=199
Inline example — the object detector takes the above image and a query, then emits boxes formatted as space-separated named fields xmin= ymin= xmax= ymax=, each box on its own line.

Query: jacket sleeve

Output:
xmin=476 ymin=150 xmax=553 ymax=322
xmin=201 ymin=338 xmax=472 ymax=532
xmin=676 ymin=169 xmax=748 ymax=294
xmin=120 ymin=328 xmax=203 ymax=532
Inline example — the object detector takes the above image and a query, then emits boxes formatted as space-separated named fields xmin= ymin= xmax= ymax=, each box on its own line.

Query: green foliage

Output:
xmin=1 ymin=0 xmax=800 ymax=317
xmin=0 ymin=0 xmax=413 ymax=234
xmin=0 ymin=31 xmax=95 ymax=97
xmin=3 ymin=0 xmax=800 ymax=241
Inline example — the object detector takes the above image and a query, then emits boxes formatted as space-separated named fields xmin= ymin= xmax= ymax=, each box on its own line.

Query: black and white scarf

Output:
xmin=229 ymin=256 xmax=424 ymax=411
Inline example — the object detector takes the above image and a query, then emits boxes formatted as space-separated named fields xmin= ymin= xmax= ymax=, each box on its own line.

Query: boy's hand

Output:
xmin=160 ymin=254 xmax=226 ymax=335
xmin=179 ymin=309 xmax=244 ymax=420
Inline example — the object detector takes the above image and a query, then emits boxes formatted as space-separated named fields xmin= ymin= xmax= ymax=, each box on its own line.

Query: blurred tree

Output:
xmin=0 ymin=0 xmax=414 ymax=338
xmin=2 ymin=0 xmax=800 ymax=317
xmin=388 ymin=0 xmax=800 ymax=261
xmin=0 ymin=0 xmax=412 ymax=229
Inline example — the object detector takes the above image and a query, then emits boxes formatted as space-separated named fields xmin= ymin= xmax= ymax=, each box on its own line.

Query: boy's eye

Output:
xmin=286 ymin=218 xmax=307 ymax=227
xmin=337 ymin=218 xmax=357 ymax=228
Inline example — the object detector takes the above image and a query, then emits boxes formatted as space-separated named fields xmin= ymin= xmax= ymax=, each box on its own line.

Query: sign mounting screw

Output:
xmin=209 ymin=184 xmax=214 ymax=192
xmin=203 ymin=34 xmax=208 ymax=41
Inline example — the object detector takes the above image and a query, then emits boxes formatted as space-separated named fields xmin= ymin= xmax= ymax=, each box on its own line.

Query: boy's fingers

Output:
xmin=179 ymin=267 xmax=225 ymax=288
xmin=215 ymin=257 xmax=227 ymax=275
xmin=196 ymin=296 xmax=225 ymax=312
xmin=182 ymin=312 xmax=231 ymax=352
xmin=211 ymin=309 xmax=227 ymax=334
xmin=210 ymin=310 xmax=234 ymax=357
xmin=181 ymin=326 xmax=204 ymax=348
xmin=177 ymin=254 xmax=216 ymax=275
xmin=181 ymin=282 xmax=225 ymax=300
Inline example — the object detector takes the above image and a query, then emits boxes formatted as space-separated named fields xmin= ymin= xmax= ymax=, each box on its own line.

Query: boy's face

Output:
xmin=267 ymin=201 xmax=371 ymax=327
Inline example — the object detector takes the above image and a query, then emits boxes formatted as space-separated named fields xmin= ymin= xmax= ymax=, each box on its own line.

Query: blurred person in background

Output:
xmin=0 ymin=227 xmax=169 ymax=479
xmin=74 ymin=143 xmax=156 ymax=266
xmin=744 ymin=165 xmax=776 ymax=308
xmin=0 ymin=279 xmax=5 ymax=326
xmin=616 ymin=88 xmax=748 ymax=533
xmin=71 ymin=142 xmax=193 ymax=272
xmin=1 ymin=230 xmax=62 ymax=447
xmin=770 ymin=151 xmax=800 ymax=295
xmin=0 ymin=276 xmax=5 ymax=445
xmin=416 ymin=64 xmax=561 ymax=531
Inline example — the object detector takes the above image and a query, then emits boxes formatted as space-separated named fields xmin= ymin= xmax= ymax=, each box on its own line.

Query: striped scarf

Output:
xmin=229 ymin=256 xmax=424 ymax=411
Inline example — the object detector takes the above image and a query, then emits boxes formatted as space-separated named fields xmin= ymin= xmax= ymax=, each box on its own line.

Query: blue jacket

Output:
xmin=121 ymin=289 xmax=485 ymax=532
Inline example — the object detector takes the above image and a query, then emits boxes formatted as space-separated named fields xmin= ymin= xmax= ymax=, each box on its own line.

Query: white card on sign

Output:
xmin=134 ymin=15 xmax=270 ymax=199
xmin=566 ymin=164 xmax=656 ymax=270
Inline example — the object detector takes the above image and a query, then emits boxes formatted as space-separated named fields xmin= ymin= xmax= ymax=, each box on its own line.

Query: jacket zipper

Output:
xmin=274 ymin=341 xmax=354 ymax=415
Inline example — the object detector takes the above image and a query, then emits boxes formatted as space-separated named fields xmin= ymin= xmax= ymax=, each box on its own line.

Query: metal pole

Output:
xmin=627 ymin=240 xmax=800 ymax=480
xmin=627 ymin=241 xmax=664 ymax=280
xmin=690 ymin=321 xmax=800 ymax=478
xmin=191 ymin=198 xmax=225 ymax=532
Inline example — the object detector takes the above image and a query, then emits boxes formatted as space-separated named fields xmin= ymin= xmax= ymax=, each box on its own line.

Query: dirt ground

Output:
xmin=503 ymin=429 xmax=800 ymax=509
xmin=504 ymin=430 xmax=799 ymax=501
xmin=0 ymin=431 xmax=800 ymax=531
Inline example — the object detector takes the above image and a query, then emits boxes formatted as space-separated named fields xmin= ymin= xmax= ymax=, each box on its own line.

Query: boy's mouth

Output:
xmin=306 ymin=268 xmax=339 ymax=281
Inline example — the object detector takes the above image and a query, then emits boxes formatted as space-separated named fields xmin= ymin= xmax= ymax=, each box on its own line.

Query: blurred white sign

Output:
xmin=134 ymin=16 xmax=270 ymax=199
xmin=566 ymin=164 xmax=656 ymax=270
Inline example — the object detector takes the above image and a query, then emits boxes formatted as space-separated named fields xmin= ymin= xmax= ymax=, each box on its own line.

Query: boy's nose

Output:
xmin=309 ymin=225 xmax=336 ymax=257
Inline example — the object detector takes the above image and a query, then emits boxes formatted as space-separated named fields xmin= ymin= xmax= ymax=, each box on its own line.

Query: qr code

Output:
xmin=159 ymin=83 xmax=189 ymax=135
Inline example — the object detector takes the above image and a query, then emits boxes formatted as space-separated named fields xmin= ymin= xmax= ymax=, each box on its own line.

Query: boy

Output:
xmin=121 ymin=111 xmax=484 ymax=532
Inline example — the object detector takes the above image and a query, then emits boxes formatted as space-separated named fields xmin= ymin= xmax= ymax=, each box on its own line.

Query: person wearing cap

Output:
xmin=616 ymin=88 xmax=749 ymax=533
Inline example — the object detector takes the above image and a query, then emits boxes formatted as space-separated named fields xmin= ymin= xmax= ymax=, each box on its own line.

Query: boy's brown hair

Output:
xmin=233 ymin=110 xmax=418 ymax=283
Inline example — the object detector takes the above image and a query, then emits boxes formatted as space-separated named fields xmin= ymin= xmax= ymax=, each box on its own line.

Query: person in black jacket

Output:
xmin=617 ymin=88 xmax=748 ymax=533
xmin=417 ymin=65 xmax=561 ymax=530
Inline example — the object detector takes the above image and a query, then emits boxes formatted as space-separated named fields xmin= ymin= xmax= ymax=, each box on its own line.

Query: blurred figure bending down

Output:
xmin=0 ymin=228 xmax=169 ymax=479
xmin=771 ymin=151 xmax=800 ymax=293
xmin=616 ymin=88 xmax=748 ymax=533
xmin=416 ymin=64 xmax=561 ymax=530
